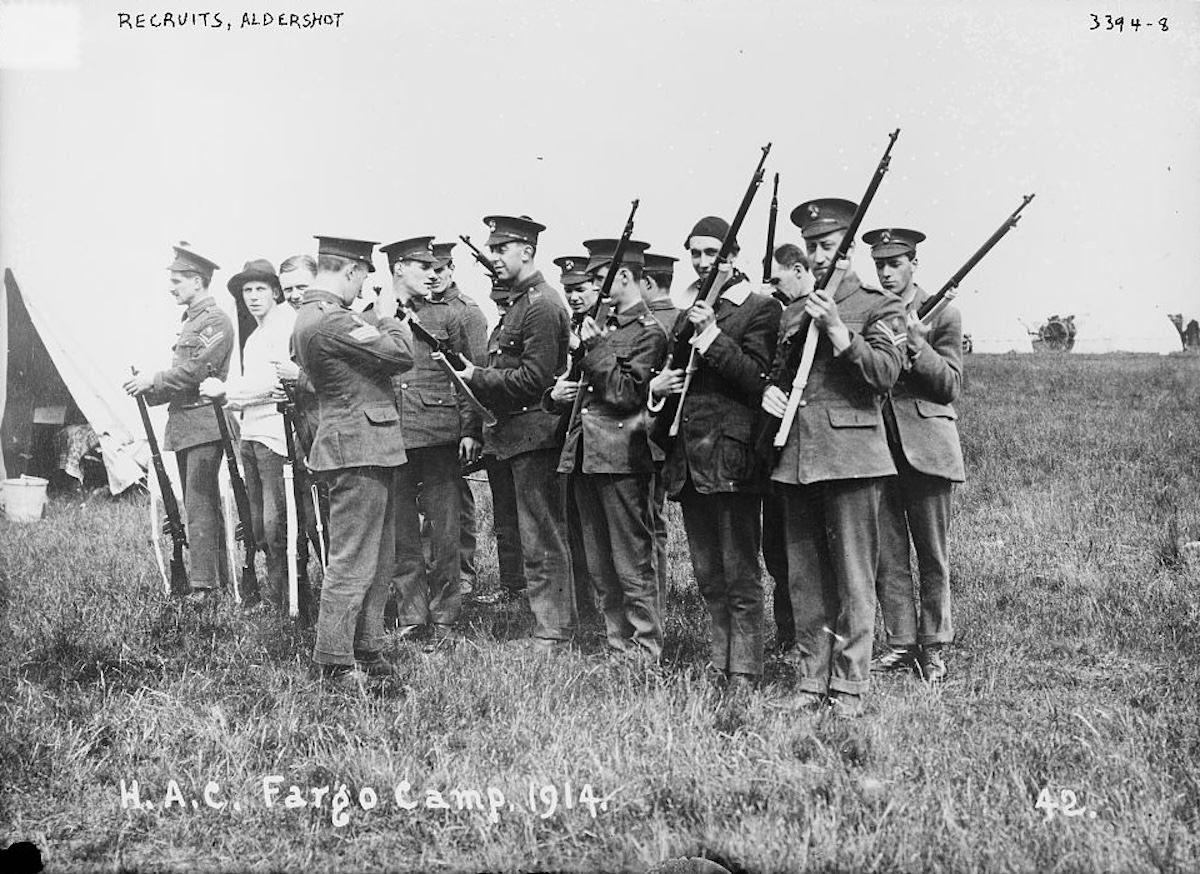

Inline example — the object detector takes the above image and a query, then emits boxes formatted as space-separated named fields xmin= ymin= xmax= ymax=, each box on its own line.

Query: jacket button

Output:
xmin=587 ymin=386 xmax=594 ymax=392
xmin=617 ymin=422 xmax=624 ymax=429
xmin=401 ymin=383 xmax=408 ymax=389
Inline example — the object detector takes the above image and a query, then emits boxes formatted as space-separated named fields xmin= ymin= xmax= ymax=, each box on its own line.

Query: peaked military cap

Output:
xmin=431 ymin=241 xmax=456 ymax=269
xmin=314 ymin=235 xmax=378 ymax=272
xmin=862 ymin=227 xmax=926 ymax=259
xmin=643 ymin=252 xmax=678 ymax=275
xmin=684 ymin=216 xmax=738 ymax=253
xmin=553 ymin=255 xmax=592 ymax=288
xmin=483 ymin=215 xmax=545 ymax=247
xmin=791 ymin=198 xmax=858 ymax=239
xmin=226 ymin=258 xmax=281 ymax=296
xmin=583 ymin=238 xmax=650 ymax=274
xmin=379 ymin=236 xmax=438 ymax=269
xmin=166 ymin=241 xmax=220 ymax=281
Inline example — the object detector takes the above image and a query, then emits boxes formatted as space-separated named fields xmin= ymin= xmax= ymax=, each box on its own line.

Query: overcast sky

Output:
xmin=2 ymin=0 xmax=1198 ymax=378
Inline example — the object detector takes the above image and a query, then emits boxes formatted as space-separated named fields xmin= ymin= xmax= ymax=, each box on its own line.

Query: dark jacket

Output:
xmin=661 ymin=276 xmax=780 ymax=497
xmin=291 ymin=289 xmax=413 ymax=472
xmin=549 ymin=301 xmax=668 ymax=475
xmin=143 ymin=296 xmax=234 ymax=452
xmin=469 ymin=270 xmax=569 ymax=461
xmin=394 ymin=293 xmax=483 ymax=449
xmin=769 ymin=273 xmax=906 ymax=485
xmin=884 ymin=285 xmax=965 ymax=482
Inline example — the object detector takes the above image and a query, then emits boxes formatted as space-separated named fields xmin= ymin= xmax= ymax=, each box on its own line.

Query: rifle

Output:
xmin=405 ymin=315 xmax=498 ymax=427
xmin=652 ymin=143 xmax=772 ymax=446
xmin=918 ymin=193 xmax=1036 ymax=325
xmin=564 ymin=199 xmax=640 ymax=427
xmin=130 ymin=367 xmax=190 ymax=597
xmin=277 ymin=391 xmax=310 ymax=619
xmin=458 ymin=234 xmax=508 ymax=302
xmin=762 ymin=172 xmax=780 ymax=284
xmin=206 ymin=365 xmax=261 ymax=606
xmin=757 ymin=129 xmax=901 ymax=458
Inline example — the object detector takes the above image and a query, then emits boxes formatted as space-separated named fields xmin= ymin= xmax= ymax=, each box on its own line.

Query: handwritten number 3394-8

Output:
xmin=1090 ymin=14 xmax=1169 ymax=31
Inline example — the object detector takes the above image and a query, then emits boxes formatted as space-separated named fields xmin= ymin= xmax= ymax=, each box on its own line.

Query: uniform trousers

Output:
xmin=395 ymin=445 xmax=462 ymax=628
xmin=678 ymin=484 xmax=764 ymax=676
xmin=458 ymin=476 xmax=478 ymax=587
xmin=876 ymin=457 xmax=954 ymax=647
xmin=781 ymin=478 xmax=883 ymax=695
xmin=239 ymin=439 xmax=287 ymax=609
xmin=649 ymin=469 xmax=670 ymax=615
xmin=761 ymin=492 xmax=793 ymax=647
xmin=563 ymin=473 xmax=599 ymax=620
xmin=486 ymin=449 xmax=577 ymax=645
xmin=486 ymin=458 xmax=529 ymax=594
xmin=312 ymin=465 xmax=398 ymax=665
xmin=574 ymin=472 xmax=660 ymax=657
xmin=175 ymin=441 xmax=229 ymax=591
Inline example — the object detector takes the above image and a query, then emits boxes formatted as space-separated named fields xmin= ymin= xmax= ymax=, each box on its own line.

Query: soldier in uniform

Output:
xmin=759 ymin=243 xmax=815 ymax=653
xmin=459 ymin=215 xmax=575 ymax=653
xmin=640 ymin=252 xmax=680 ymax=612
xmin=546 ymin=239 xmax=668 ymax=660
xmin=430 ymin=242 xmax=489 ymax=600
xmin=292 ymin=236 xmax=414 ymax=684
xmin=554 ymin=253 xmax=601 ymax=622
xmin=862 ymin=227 xmax=964 ymax=683
xmin=649 ymin=216 xmax=781 ymax=691
xmin=381 ymin=236 xmax=481 ymax=646
xmin=760 ymin=199 xmax=907 ymax=717
xmin=123 ymin=242 xmax=234 ymax=600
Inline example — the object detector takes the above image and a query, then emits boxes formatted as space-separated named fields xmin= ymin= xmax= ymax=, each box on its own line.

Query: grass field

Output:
xmin=2 ymin=353 xmax=1199 ymax=873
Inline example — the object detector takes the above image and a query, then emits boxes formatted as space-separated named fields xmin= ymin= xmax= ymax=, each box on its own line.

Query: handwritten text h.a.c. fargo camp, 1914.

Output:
xmin=118 ymin=776 xmax=614 ymax=827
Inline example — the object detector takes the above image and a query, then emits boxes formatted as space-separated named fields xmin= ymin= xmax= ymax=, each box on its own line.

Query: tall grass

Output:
xmin=2 ymin=354 xmax=1198 ymax=873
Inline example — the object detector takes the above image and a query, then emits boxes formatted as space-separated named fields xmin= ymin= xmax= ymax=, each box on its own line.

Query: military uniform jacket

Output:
xmin=394 ymin=294 xmax=483 ymax=450
xmin=435 ymin=283 xmax=489 ymax=363
xmin=662 ymin=276 xmax=781 ymax=497
xmin=469 ymin=270 xmax=569 ymax=461
xmin=884 ymin=285 xmax=965 ymax=482
xmin=143 ymin=296 xmax=234 ymax=452
xmin=549 ymin=301 xmax=668 ymax=475
xmin=769 ymin=273 xmax=906 ymax=486
xmin=291 ymin=289 xmax=414 ymax=472
xmin=646 ymin=297 xmax=680 ymax=334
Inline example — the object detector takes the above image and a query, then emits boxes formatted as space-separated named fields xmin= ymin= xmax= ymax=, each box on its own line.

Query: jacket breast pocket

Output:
xmin=914 ymin=399 xmax=957 ymax=420
xmin=828 ymin=408 xmax=879 ymax=428
xmin=416 ymin=389 xmax=454 ymax=408
xmin=364 ymin=405 xmax=400 ymax=425
xmin=173 ymin=337 xmax=203 ymax=361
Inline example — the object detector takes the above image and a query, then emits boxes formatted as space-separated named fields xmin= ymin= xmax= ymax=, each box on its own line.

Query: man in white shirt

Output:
xmin=201 ymin=258 xmax=302 ymax=615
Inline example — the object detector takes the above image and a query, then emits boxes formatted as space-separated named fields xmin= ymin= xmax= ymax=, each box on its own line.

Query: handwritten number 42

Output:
xmin=1090 ymin=15 xmax=1169 ymax=31
xmin=1036 ymin=787 xmax=1088 ymax=821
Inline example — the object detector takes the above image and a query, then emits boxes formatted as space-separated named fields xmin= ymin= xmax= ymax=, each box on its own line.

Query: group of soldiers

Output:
xmin=121 ymin=198 xmax=964 ymax=718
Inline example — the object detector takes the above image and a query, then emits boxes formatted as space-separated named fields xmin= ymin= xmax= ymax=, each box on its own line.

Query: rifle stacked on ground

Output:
xmin=131 ymin=366 xmax=190 ymax=597
xmin=754 ymin=129 xmax=901 ymax=462
xmin=650 ymin=143 xmax=772 ymax=448
xmin=916 ymin=193 xmax=1036 ymax=325
xmin=206 ymin=365 xmax=261 ymax=606
xmin=277 ymin=386 xmax=312 ymax=621
xmin=565 ymin=199 xmax=640 ymax=428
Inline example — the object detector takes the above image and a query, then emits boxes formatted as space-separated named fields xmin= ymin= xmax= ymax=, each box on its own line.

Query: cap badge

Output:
xmin=880 ymin=230 xmax=892 ymax=244
xmin=808 ymin=205 xmax=820 ymax=219
xmin=487 ymin=220 xmax=496 ymax=231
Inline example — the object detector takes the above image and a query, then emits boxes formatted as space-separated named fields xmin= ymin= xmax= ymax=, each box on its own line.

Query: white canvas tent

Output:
xmin=1 ymin=269 xmax=145 ymax=493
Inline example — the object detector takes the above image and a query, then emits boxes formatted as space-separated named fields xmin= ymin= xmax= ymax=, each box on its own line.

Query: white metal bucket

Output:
xmin=0 ymin=475 xmax=49 ymax=522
